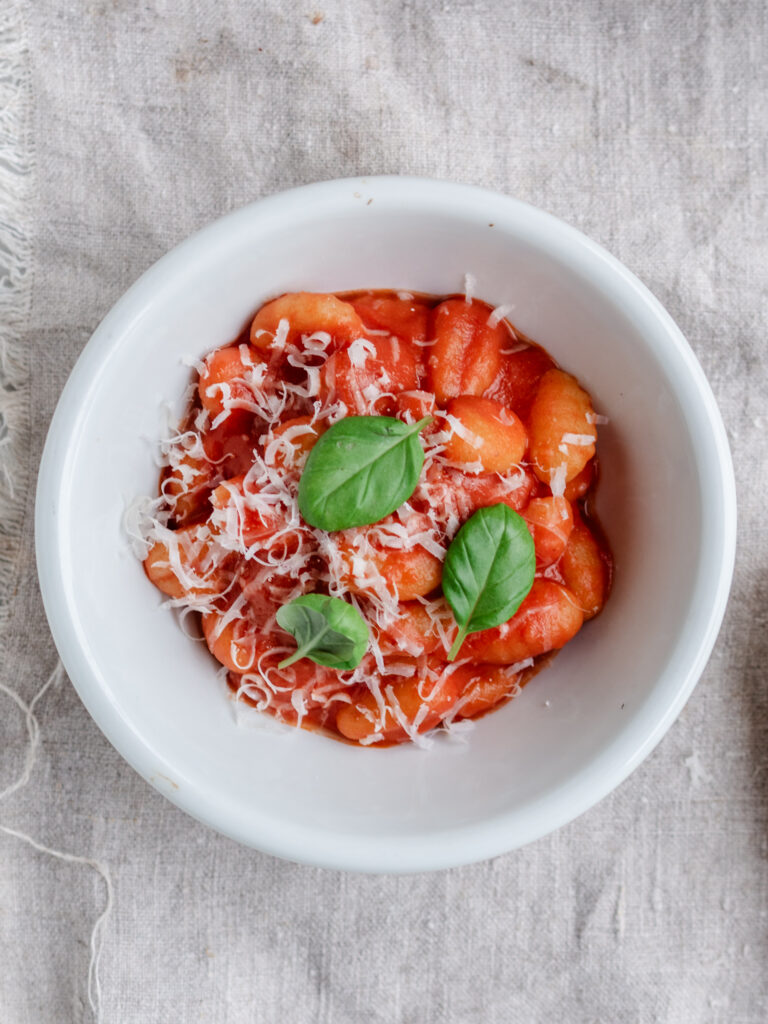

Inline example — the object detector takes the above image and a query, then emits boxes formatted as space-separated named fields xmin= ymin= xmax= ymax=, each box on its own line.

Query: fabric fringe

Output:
xmin=0 ymin=662 xmax=114 ymax=1023
xmin=0 ymin=8 xmax=113 ymax=1022
xmin=0 ymin=3 xmax=35 ymax=631
xmin=0 ymin=820 xmax=114 ymax=1019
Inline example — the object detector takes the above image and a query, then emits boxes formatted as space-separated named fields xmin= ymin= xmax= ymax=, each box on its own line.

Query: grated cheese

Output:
xmin=347 ymin=336 xmax=377 ymax=368
xmin=561 ymin=432 xmax=596 ymax=446
xmin=131 ymin=292 xmax=584 ymax=747
xmin=487 ymin=303 xmax=515 ymax=328
xmin=444 ymin=413 xmax=486 ymax=450
xmin=549 ymin=463 xmax=567 ymax=497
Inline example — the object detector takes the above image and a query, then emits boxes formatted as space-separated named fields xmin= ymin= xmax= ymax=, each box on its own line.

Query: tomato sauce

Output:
xmin=141 ymin=290 xmax=613 ymax=746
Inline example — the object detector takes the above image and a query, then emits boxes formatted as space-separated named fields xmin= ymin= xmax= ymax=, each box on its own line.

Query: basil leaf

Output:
xmin=276 ymin=594 xmax=369 ymax=670
xmin=444 ymin=504 xmax=535 ymax=661
xmin=298 ymin=415 xmax=432 ymax=531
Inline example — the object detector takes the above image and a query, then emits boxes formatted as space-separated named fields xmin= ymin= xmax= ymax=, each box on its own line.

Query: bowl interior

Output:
xmin=39 ymin=180 xmax=734 ymax=870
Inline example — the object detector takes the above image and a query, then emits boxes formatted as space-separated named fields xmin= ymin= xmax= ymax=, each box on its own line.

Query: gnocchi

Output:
xmin=428 ymin=299 xmax=507 ymax=403
xmin=528 ymin=369 xmax=597 ymax=485
xmin=442 ymin=395 xmax=527 ymax=473
xmin=139 ymin=288 xmax=611 ymax=745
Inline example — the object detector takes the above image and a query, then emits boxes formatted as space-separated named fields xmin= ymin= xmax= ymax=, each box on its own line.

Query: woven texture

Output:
xmin=1 ymin=1 xmax=767 ymax=1021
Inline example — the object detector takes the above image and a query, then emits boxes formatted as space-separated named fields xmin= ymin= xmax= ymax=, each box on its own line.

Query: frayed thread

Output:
xmin=0 ymin=662 xmax=113 ymax=1022
xmin=0 ymin=3 xmax=36 ymax=630
xmin=0 ymin=822 xmax=113 ymax=1018
xmin=0 ymin=663 xmax=64 ymax=801
xmin=1 ymin=11 xmax=112 ymax=1019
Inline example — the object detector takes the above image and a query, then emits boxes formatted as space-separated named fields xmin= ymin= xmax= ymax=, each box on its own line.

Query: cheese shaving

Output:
xmin=561 ymin=432 xmax=596 ymax=446
xmin=129 ymin=292 xmax=586 ymax=748
xmin=550 ymin=463 xmax=568 ymax=497
xmin=443 ymin=413 xmax=486 ymax=449
xmin=347 ymin=337 xmax=378 ymax=368
xmin=487 ymin=303 xmax=514 ymax=328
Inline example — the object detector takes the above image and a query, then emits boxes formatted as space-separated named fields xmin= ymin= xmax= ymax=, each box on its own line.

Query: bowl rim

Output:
xmin=35 ymin=175 xmax=737 ymax=872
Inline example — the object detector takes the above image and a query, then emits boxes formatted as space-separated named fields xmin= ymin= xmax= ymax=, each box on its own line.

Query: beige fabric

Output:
xmin=1 ymin=1 xmax=766 ymax=1021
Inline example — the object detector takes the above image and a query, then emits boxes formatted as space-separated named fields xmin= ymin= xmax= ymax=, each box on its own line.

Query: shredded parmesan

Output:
xmin=129 ymin=289 xmax=574 ymax=747
xmin=487 ymin=303 xmax=514 ymax=328
xmin=443 ymin=414 xmax=485 ymax=449
xmin=273 ymin=318 xmax=290 ymax=350
xmin=561 ymin=432 xmax=596 ymax=446
xmin=500 ymin=341 xmax=530 ymax=355
xmin=550 ymin=463 xmax=568 ymax=497
xmin=180 ymin=353 xmax=207 ymax=375
xmin=347 ymin=336 xmax=377 ymax=368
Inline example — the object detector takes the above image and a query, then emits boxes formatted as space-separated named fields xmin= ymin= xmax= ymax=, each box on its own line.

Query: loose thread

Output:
xmin=1 ymin=8 xmax=112 ymax=1016
xmin=0 ymin=823 xmax=113 ymax=1017
xmin=0 ymin=661 xmax=63 ymax=800
xmin=0 ymin=661 xmax=113 ymax=1021
xmin=0 ymin=3 xmax=37 ymax=635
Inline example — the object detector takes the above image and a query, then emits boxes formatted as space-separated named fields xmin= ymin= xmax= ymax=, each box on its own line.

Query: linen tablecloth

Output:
xmin=1 ymin=1 xmax=766 ymax=1021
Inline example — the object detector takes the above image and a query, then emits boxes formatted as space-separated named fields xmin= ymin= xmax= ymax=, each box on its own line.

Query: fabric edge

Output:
xmin=0 ymin=1 xmax=36 ymax=641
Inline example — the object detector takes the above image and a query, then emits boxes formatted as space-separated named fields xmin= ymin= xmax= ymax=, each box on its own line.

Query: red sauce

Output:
xmin=142 ymin=290 xmax=613 ymax=746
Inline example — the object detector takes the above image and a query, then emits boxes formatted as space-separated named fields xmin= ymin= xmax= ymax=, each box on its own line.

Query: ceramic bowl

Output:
xmin=35 ymin=177 xmax=736 ymax=872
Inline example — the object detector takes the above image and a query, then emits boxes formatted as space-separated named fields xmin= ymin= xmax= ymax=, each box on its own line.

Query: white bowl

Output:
xmin=35 ymin=177 xmax=736 ymax=872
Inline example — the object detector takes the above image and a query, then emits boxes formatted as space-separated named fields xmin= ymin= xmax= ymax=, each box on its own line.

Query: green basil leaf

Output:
xmin=297 ymin=415 xmax=432 ymax=531
xmin=444 ymin=504 xmax=535 ymax=661
xmin=276 ymin=594 xmax=369 ymax=670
